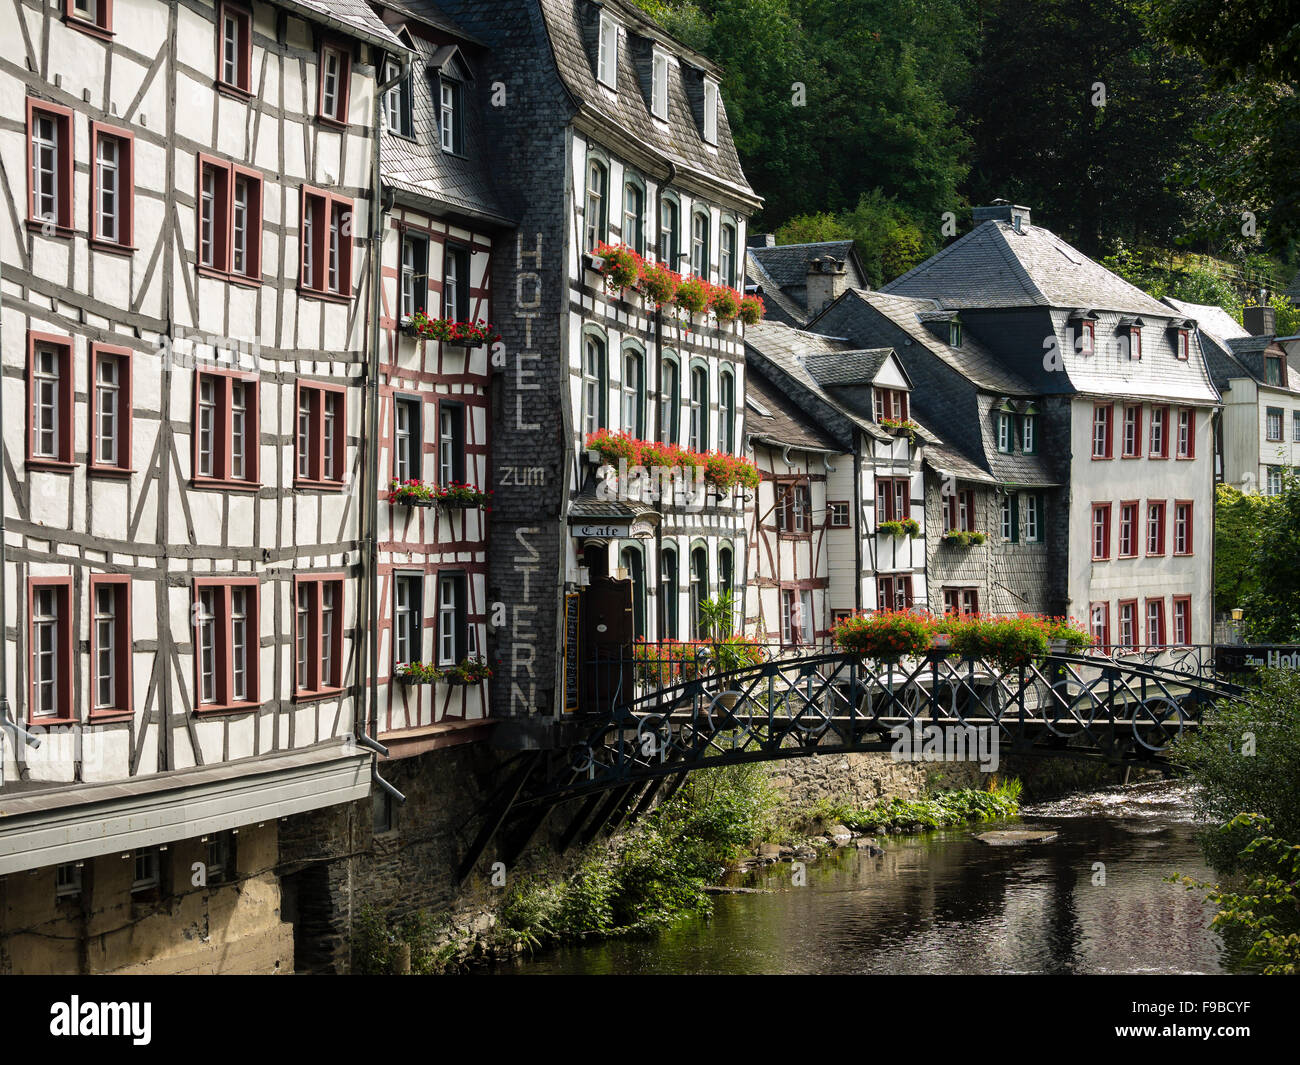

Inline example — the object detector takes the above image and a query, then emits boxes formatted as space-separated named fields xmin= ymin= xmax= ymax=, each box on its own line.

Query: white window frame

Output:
xmin=597 ymin=13 xmax=619 ymax=88
xmin=703 ymin=77 xmax=719 ymax=144
xmin=394 ymin=576 xmax=421 ymax=665
xmin=34 ymin=345 xmax=61 ymax=459
xmin=32 ymin=587 xmax=59 ymax=718
xmin=32 ymin=113 xmax=59 ymax=224
xmin=651 ymin=49 xmax=669 ymax=118
xmin=95 ymin=134 xmax=119 ymax=242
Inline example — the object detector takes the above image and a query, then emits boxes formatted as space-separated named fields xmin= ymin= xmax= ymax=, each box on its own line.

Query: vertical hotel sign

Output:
xmin=563 ymin=593 xmax=580 ymax=714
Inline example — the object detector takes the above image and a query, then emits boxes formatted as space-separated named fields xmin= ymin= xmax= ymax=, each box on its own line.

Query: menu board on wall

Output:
xmin=563 ymin=593 xmax=580 ymax=714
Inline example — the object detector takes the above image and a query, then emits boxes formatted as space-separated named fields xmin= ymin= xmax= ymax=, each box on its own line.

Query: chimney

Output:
xmin=972 ymin=199 xmax=1031 ymax=233
xmin=805 ymin=256 xmax=847 ymax=313
xmin=747 ymin=232 xmax=776 ymax=249
xmin=1244 ymin=304 xmax=1276 ymax=337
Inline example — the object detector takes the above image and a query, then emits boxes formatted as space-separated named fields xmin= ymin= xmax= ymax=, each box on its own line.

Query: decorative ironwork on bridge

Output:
xmin=457 ymin=643 xmax=1242 ymax=881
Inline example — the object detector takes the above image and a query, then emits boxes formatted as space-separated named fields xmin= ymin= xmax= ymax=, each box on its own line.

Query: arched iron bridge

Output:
xmin=457 ymin=644 xmax=1243 ymax=881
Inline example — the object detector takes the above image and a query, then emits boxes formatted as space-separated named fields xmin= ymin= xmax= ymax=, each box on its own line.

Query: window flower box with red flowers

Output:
xmin=878 ymin=518 xmax=921 ymax=537
xmin=832 ymin=610 xmax=934 ymax=665
xmin=739 ymin=294 xmax=765 ymax=325
xmin=442 ymin=657 xmax=492 ymax=686
xmin=394 ymin=661 xmax=440 ymax=684
xmin=592 ymin=242 xmax=642 ymax=291
xmin=434 ymin=482 xmax=490 ymax=508
xmin=585 ymin=428 xmax=642 ymax=467
xmin=881 ymin=417 xmax=921 ymax=443
xmin=638 ymin=261 xmax=679 ymax=305
xmin=708 ymin=283 xmax=740 ymax=322
xmin=404 ymin=311 xmax=500 ymax=348
xmin=673 ymin=275 xmax=710 ymax=315
xmin=390 ymin=479 xmax=436 ymax=506
xmin=702 ymin=451 xmax=760 ymax=492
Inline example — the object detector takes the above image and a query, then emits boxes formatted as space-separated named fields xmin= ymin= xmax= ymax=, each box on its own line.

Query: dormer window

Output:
xmin=873 ymin=387 xmax=908 ymax=423
xmin=703 ymin=77 xmax=719 ymax=144
xmin=1069 ymin=310 xmax=1097 ymax=356
xmin=949 ymin=320 xmax=962 ymax=347
xmin=996 ymin=411 xmax=1012 ymax=453
xmin=384 ymin=61 xmax=413 ymax=138
xmin=1175 ymin=328 xmax=1189 ymax=361
xmin=1022 ymin=409 xmax=1037 ymax=453
xmin=1266 ymin=354 xmax=1286 ymax=386
xmin=1119 ymin=317 xmax=1144 ymax=360
xmin=597 ymin=13 xmax=618 ymax=88
xmin=439 ymin=78 xmax=463 ymax=153
xmin=651 ymin=49 xmax=669 ymax=119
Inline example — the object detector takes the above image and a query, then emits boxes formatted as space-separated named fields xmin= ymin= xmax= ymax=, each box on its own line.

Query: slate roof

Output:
xmin=801 ymin=349 xmax=895 ymax=387
xmin=1161 ymin=297 xmax=1250 ymax=343
xmin=745 ymin=251 xmax=808 ymax=327
xmin=924 ymin=443 xmax=996 ymax=485
xmin=378 ymin=27 xmax=512 ymax=224
xmin=749 ymin=241 xmax=864 ymax=289
xmin=289 ymin=0 xmax=410 ymax=48
xmin=569 ymin=480 xmax=659 ymax=520
xmin=538 ymin=0 xmax=755 ymax=204
xmin=883 ymin=220 xmax=1174 ymax=317
xmin=745 ymin=368 xmax=842 ymax=453
xmin=377 ymin=0 xmax=484 ymax=43
xmin=818 ymin=290 xmax=1038 ymax=395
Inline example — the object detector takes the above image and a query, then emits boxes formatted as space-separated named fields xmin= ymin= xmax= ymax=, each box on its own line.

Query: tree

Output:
xmin=962 ymin=0 xmax=1224 ymax=255
xmin=1239 ymin=470 xmax=1300 ymax=642
xmin=1213 ymin=482 xmax=1270 ymax=612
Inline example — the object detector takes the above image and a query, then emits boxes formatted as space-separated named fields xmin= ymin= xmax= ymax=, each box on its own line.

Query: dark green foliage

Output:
xmin=819 ymin=780 xmax=1022 ymax=833
xmin=1238 ymin=471 xmax=1300 ymax=642
xmin=1213 ymin=482 xmax=1269 ymax=615
xmin=1172 ymin=669 xmax=1300 ymax=866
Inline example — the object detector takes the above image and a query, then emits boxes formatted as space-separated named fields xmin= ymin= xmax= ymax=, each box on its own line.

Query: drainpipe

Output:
xmin=364 ymin=54 xmax=410 ymax=745
xmin=851 ymin=428 xmax=863 ymax=613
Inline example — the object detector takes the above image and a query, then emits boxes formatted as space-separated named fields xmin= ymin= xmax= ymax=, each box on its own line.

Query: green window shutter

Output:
xmin=1010 ymin=493 xmax=1020 ymax=544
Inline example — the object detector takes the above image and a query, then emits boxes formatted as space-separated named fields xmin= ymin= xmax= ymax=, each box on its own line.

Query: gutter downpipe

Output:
xmin=365 ymin=54 xmax=410 ymax=757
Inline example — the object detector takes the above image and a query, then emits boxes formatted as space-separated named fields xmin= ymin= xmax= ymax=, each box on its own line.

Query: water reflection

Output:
xmin=507 ymin=781 xmax=1229 ymax=975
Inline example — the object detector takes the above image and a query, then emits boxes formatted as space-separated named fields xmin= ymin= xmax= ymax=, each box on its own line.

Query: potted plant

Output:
xmin=638 ymin=261 xmax=678 ymax=305
xmin=832 ymin=610 xmax=935 ymax=665
xmin=584 ymin=428 xmax=642 ymax=468
xmin=443 ymin=657 xmax=492 ymax=686
xmin=702 ymin=451 xmax=760 ymax=492
xmin=390 ymin=479 xmax=436 ymax=506
xmin=738 ymin=294 xmax=765 ymax=325
xmin=433 ymin=482 xmax=490 ymax=508
xmin=948 ymin=615 xmax=1050 ymax=671
xmin=1043 ymin=617 xmax=1093 ymax=654
xmin=879 ymin=518 xmax=919 ymax=537
xmin=881 ymin=417 xmax=921 ymax=444
xmin=708 ymin=283 xmax=741 ymax=323
xmin=942 ymin=530 xmax=986 ymax=546
xmin=592 ymin=242 xmax=642 ymax=292
xmin=673 ymin=275 xmax=710 ymax=316
xmin=394 ymin=661 xmax=440 ymax=684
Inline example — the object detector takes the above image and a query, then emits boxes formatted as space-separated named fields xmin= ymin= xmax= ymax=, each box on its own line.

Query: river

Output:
xmin=506 ymin=780 xmax=1238 ymax=975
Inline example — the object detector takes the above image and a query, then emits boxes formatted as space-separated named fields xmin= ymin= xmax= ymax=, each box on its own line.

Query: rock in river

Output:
xmin=974 ymin=830 xmax=1059 ymax=846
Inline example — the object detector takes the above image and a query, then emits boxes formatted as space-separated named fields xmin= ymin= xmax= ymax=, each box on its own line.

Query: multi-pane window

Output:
xmin=651 ymin=49 xmax=669 ymax=118
xmin=193 ymin=579 xmax=259 ymax=709
xmin=585 ymin=160 xmax=607 ymax=253
xmin=1293 ymin=411 xmax=1300 ymax=443
xmin=660 ymin=357 xmax=679 ymax=443
xmin=943 ymin=588 xmax=979 ymax=616
xmin=1267 ymin=465 xmax=1284 ymax=495
xmin=198 ymin=157 xmax=261 ymax=281
xmin=1000 ymin=496 xmax=1014 ymax=541
xmin=874 ymin=388 xmax=908 ymax=423
xmin=1118 ymin=502 xmax=1137 ymax=557
xmin=1266 ymin=407 xmax=1283 ymax=442
xmin=1176 ymin=408 xmax=1194 ymax=458
xmin=622 ymin=349 xmax=644 ymax=438
xmin=1124 ymin=325 xmax=1142 ymax=361
xmin=703 ymin=77 xmax=719 ymax=144
xmin=1024 ymin=493 xmax=1042 ymax=543
xmin=876 ymin=575 xmax=912 ymax=611
xmin=56 ymin=863 xmax=82 ymax=900
xmin=720 ymin=223 xmax=736 ymax=288
xmin=1090 ymin=602 xmax=1110 ymax=648
xmin=1092 ymin=503 xmax=1111 ymax=560
xmin=383 ymin=60 xmax=414 ymax=137
xmin=27 ymin=100 xmax=72 ymax=231
xmin=659 ymin=198 xmax=679 ymax=267
xmin=439 ymin=79 xmax=463 ymax=153
xmin=401 ymin=234 xmax=428 ymax=318
xmin=718 ymin=371 xmax=735 ymax=454
xmin=597 ymin=13 xmax=618 ymax=87
xmin=29 ymin=580 xmax=71 ymax=721
xmin=68 ymin=0 xmax=112 ymax=33
xmin=207 ymin=832 xmax=234 ymax=884
xmin=688 ymin=547 xmax=708 ymax=640
xmin=1092 ymin=403 xmax=1112 ymax=459
xmin=1149 ymin=406 xmax=1168 ymax=457
xmin=780 ymin=588 xmax=815 ymax=646
xmin=1175 ymin=329 xmax=1190 ymax=360
xmin=394 ymin=575 xmax=422 ymax=666
xmin=1118 ymin=601 xmax=1138 ymax=649
xmin=131 ymin=849 xmax=160 ymax=895
xmin=1121 ymin=404 xmax=1141 ymax=458
xmin=660 ymin=548 xmax=679 ymax=639
xmin=877 ymin=477 xmax=910 ymax=523
xmin=1173 ymin=597 xmax=1191 ymax=644
xmin=996 ymin=412 xmax=1012 ymax=453
xmin=1077 ymin=319 xmax=1095 ymax=356
xmin=93 ymin=125 xmax=133 ymax=247
xmin=1173 ymin=502 xmax=1192 ymax=555
xmin=218 ymin=3 xmax=251 ymax=92
xmin=688 ymin=366 xmax=708 ymax=451
xmin=1022 ymin=413 xmax=1036 ymax=453
xmin=318 ymin=44 xmax=350 ymax=123
xmin=1146 ymin=599 xmax=1166 ymax=647
xmin=777 ymin=482 xmax=811 ymax=535
xmin=301 ymin=187 xmax=352 ymax=297
xmin=294 ymin=576 xmax=343 ymax=695
xmin=583 ymin=335 xmax=607 ymax=437
xmin=690 ymin=211 xmax=709 ymax=278
xmin=393 ymin=396 xmax=421 ymax=484
xmin=438 ymin=403 xmax=465 ymax=485
xmin=91 ymin=346 xmax=131 ymax=472
xmin=1146 ymin=501 xmax=1166 ymax=555
xmin=296 ymin=383 xmax=344 ymax=486
xmin=943 ymin=489 xmax=976 ymax=533
xmin=1266 ymin=355 xmax=1285 ymax=386
xmin=443 ymin=245 xmax=470 ymax=322
xmin=436 ymin=573 xmax=470 ymax=666
xmin=194 ymin=371 xmax=258 ymax=486
xmin=623 ymin=181 xmax=644 ymax=255
xmin=828 ymin=501 xmax=850 ymax=528
xmin=29 ymin=337 xmax=72 ymax=464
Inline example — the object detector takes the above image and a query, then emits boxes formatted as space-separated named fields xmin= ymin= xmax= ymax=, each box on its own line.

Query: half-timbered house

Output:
xmin=0 ymin=0 xmax=406 ymax=973
xmin=432 ymin=0 xmax=761 ymax=735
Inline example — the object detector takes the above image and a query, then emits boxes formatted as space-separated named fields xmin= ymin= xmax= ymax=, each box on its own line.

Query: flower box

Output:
xmin=398 ymin=315 xmax=422 ymax=338
xmin=942 ymin=530 xmax=986 ymax=547
xmin=879 ymin=518 xmax=920 ymax=537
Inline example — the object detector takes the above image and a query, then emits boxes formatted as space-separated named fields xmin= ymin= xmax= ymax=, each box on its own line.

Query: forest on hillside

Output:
xmin=632 ymin=0 xmax=1300 ymax=319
